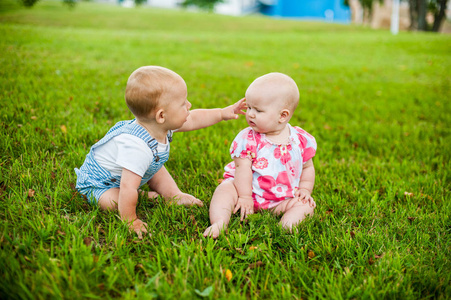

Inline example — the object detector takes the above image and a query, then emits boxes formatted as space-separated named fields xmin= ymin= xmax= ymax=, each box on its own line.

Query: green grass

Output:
xmin=1 ymin=0 xmax=450 ymax=298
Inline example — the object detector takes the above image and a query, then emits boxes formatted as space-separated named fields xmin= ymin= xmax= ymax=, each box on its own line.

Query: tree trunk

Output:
xmin=417 ymin=0 xmax=427 ymax=30
xmin=408 ymin=0 xmax=419 ymax=30
xmin=432 ymin=0 xmax=449 ymax=32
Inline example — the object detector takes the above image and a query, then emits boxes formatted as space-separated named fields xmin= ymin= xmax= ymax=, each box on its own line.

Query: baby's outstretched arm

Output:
xmin=177 ymin=98 xmax=246 ymax=132
xmin=147 ymin=166 xmax=203 ymax=207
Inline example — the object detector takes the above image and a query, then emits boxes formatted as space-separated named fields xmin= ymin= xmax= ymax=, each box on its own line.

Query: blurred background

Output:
xmin=16 ymin=0 xmax=451 ymax=33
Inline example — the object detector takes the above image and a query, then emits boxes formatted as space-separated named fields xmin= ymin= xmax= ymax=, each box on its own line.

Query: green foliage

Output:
xmin=62 ymin=0 xmax=77 ymax=8
xmin=181 ymin=0 xmax=224 ymax=11
xmin=134 ymin=0 xmax=147 ymax=6
xmin=20 ymin=0 xmax=40 ymax=7
xmin=0 ymin=1 xmax=450 ymax=299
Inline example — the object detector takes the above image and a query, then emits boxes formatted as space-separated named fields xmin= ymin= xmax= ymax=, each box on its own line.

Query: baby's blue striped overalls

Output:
xmin=74 ymin=120 xmax=172 ymax=204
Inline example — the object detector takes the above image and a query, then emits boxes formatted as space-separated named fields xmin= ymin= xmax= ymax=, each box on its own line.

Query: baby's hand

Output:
xmin=130 ymin=219 xmax=149 ymax=239
xmin=233 ymin=195 xmax=254 ymax=221
xmin=170 ymin=192 xmax=204 ymax=207
xmin=221 ymin=98 xmax=246 ymax=121
xmin=295 ymin=188 xmax=316 ymax=208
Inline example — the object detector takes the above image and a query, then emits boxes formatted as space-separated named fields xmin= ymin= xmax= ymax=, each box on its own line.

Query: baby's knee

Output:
xmin=290 ymin=198 xmax=315 ymax=214
xmin=214 ymin=180 xmax=237 ymax=195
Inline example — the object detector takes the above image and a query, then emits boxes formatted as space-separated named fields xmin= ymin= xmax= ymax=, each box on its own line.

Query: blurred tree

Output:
xmin=344 ymin=0 xmax=448 ymax=32
xmin=63 ymin=0 xmax=77 ymax=8
xmin=20 ymin=0 xmax=79 ymax=8
xmin=344 ymin=0 xmax=383 ymax=22
xmin=20 ymin=0 xmax=40 ymax=7
xmin=181 ymin=0 xmax=224 ymax=12
xmin=134 ymin=0 xmax=147 ymax=6
xmin=408 ymin=0 xmax=448 ymax=31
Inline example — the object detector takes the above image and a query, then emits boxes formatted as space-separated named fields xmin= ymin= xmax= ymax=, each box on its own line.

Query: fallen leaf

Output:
xmin=349 ymin=231 xmax=355 ymax=238
xmin=308 ymin=250 xmax=315 ymax=259
xmin=83 ymin=237 xmax=94 ymax=247
xmin=248 ymin=261 xmax=264 ymax=269
xmin=224 ymin=269 xmax=232 ymax=282
xmin=368 ymin=257 xmax=375 ymax=265
xmin=217 ymin=178 xmax=224 ymax=184
xmin=60 ymin=125 xmax=67 ymax=134
xmin=190 ymin=215 xmax=197 ymax=226
xmin=27 ymin=189 xmax=35 ymax=198
xmin=249 ymin=246 xmax=258 ymax=251
xmin=31 ymin=116 xmax=37 ymax=120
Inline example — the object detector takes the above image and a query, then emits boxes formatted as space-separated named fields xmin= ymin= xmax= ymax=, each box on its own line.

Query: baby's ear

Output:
xmin=279 ymin=109 xmax=291 ymax=123
xmin=155 ymin=108 xmax=165 ymax=124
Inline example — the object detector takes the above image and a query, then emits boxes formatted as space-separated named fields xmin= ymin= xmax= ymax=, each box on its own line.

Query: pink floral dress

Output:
xmin=223 ymin=124 xmax=317 ymax=210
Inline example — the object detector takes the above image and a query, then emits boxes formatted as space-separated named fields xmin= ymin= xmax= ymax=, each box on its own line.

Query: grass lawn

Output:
xmin=0 ymin=0 xmax=450 ymax=298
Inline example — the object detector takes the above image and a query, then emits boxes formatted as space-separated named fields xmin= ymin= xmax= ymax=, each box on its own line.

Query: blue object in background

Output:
xmin=260 ymin=0 xmax=351 ymax=23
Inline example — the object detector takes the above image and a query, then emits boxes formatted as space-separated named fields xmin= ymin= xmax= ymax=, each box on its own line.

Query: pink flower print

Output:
xmin=240 ymin=149 xmax=255 ymax=159
xmin=274 ymin=144 xmax=292 ymax=165
xmin=288 ymin=160 xmax=300 ymax=178
xmin=246 ymin=130 xmax=255 ymax=142
xmin=246 ymin=129 xmax=262 ymax=145
xmin=297 ymin=133 xmax=307 ymax=149
xmin=230 ymin=141 xmax=238 ymax=155
xmin=258 ymin=171 xmax=293 ymax=200
xmin=254 ymin=195 xmax=269 ymax=210
xmin=253 ymin=157 xmax=268 ymax=169
xmin=295 ymin=127 xmax=307 ymax=135
xmin=303 ymin=147 xmax=316 ymax=162
xmin=240 ymin=143 xmax=257 ymax=159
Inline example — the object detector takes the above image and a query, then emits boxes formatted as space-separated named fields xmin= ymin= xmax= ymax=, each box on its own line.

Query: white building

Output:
xmin=146 ymin=0 xmax=260 ymax=16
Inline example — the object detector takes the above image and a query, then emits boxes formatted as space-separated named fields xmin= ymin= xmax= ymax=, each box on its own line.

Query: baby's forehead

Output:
xmin=248 ymin=77 xmax=295 ymax=96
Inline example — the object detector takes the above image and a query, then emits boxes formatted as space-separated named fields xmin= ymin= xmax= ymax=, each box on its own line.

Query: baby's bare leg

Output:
xmin=99 ymin=188 xmax=158 ymax=211
xmin=203 ymin=180 xmax=238 ymax=238
xmin=98 ymin=188 xmax=120 ymax=211
xmin=272 ymin=197 xmax=315 ymax=231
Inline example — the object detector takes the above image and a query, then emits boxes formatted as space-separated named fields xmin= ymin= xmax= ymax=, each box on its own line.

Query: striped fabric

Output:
xmin=74 ymin=119 xmax=172 ymax=204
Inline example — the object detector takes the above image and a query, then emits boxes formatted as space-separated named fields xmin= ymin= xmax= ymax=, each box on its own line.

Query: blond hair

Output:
xmin=125 ymin=66 xmax=182 ymax=118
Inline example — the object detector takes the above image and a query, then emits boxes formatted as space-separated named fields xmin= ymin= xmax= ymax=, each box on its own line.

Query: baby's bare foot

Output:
xmin=203 ymin=222 xmax=226 ymax=239
xmin=147 ymin=191 xmax=159 ymax=199
xmin=172 ymin=193 xmax=204 ymax=207
xmin=139 ymin=190 xmax=159 ymax=200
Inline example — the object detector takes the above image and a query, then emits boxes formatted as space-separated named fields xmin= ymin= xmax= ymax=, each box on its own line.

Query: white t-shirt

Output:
xmin=94 ymin=133 xmax=169 ymax=177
